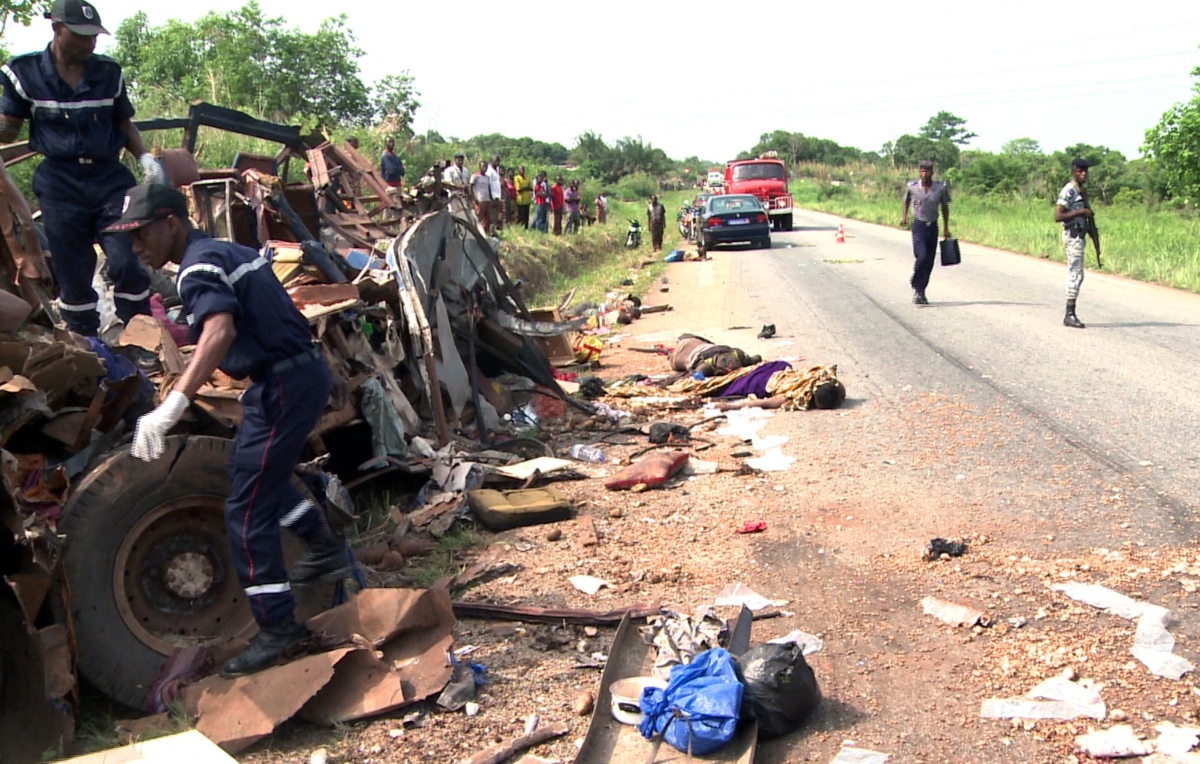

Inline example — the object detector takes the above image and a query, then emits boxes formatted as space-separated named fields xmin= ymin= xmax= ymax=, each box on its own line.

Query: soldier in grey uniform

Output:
xmin=1054 ymin=158 xmax=1094 ymax=329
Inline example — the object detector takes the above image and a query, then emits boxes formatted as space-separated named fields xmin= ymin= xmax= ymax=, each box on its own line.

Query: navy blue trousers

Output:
xmin=226 ymin=358 xmax=331 ymax=627
xmin=910 ymin=220 xmax=938 ymax=294
xmin=33 ymin=158 xmax=151 ymax=335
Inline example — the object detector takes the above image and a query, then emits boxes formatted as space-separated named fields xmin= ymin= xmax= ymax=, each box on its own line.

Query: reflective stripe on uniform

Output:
xmin=113 ymin=289 xmax=150 ymax=301
xmin=280 ymin=499 xmax=314 ymax=528
xmin=0 ymin=64 xmax=29 ymax=101
xmin=176 ymin=256 xmax=268 ymax=291
xmin=244 ymin=582 xmax=291 ymax=596
xmin=57 ymin=299 xmax=99 ymax=312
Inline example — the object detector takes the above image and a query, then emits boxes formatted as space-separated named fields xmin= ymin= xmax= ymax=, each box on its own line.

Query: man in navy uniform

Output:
xmin=106 ymin=185 xmax=350 ymax=677
xmin=901 ymin=159 xmax=952 ymax=305
xmin=0 ymin=0 xmax=165 ymax=335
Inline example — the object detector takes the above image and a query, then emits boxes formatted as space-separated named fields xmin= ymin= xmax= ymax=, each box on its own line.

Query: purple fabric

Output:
xmin=720 ymin=361 xmax=791 ymax=398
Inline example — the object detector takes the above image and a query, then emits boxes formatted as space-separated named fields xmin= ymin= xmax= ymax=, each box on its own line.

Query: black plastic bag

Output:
xmin=648 ymin=422 xmax=690 ymax=444
xmin=734 ymin=642 xmax=821 ymax=740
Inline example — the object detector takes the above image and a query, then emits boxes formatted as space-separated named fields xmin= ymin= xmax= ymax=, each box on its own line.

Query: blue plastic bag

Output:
xmin=638 ymin=648 xmax=743 ymax=755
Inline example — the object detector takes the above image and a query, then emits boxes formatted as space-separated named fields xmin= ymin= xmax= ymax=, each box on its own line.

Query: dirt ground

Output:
xmin=228 ymin=252 xmax=1200 ymax=764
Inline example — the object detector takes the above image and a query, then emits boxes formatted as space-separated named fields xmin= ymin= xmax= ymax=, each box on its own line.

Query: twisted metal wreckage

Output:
xmin=0 ymin=103 xmax=584 ymax=760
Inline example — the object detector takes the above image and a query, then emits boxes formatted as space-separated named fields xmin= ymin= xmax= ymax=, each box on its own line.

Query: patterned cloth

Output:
xmin=766 ymin=365 xmax=842 ymax=410
xmin=1063 ymin=230 xmax=1085 ymax=300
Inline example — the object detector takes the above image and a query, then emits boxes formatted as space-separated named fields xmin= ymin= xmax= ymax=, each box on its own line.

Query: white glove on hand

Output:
xmin=139 ymin=153 xmax=167 ymax=186
xmin=131 ymin=391 xmax=189 ymax=462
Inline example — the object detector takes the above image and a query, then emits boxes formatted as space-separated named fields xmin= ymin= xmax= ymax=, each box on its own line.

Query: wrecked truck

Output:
xmin=0 ymin=102 xmax=578 ymax=751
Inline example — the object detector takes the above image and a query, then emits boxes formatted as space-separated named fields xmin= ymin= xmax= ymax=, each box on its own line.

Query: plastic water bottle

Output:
xmin=569 ymin=444 xmax=606 ymax=463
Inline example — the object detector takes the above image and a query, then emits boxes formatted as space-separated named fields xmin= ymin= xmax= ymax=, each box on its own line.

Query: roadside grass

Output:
xmin=408 ymin=525 xmax=486 ymax=589
xmin=501 ymin=189 xmax=689 ymax=307
xmin=792 ymin=175 xmax=1200 ymax=293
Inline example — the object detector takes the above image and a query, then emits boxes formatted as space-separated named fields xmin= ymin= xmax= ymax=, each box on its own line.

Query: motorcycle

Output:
xmin=626 ymin=219 xmax=642 ymax=248
xmin=677 ymin=200 xmax=692 ymax=237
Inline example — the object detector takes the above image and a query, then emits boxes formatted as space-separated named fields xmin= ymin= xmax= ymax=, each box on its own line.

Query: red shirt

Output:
xmin=550 ymin=183 xmax=565 ymax=211
xmin=505 ymin=179 xmax=516 ymax=200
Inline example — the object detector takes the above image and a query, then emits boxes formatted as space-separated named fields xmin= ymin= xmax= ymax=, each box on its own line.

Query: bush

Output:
xmin=1112 ymin=188 xmax=1146 ymax=207
xmin=816 ymin=182 xmax=851 ymax=201
xmin=613 ymin=172 xmax=658 ymax=201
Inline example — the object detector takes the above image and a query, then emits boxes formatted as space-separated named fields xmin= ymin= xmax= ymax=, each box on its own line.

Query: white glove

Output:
xmin=139 ymin=153 xmax=167 ymax=186
xmin=131 ymin=391 xmax=189 ymax=461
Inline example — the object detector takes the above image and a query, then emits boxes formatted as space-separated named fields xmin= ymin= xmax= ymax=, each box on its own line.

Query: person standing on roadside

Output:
xmin=380 ymin=137 xmax=405 ymax=189
xmin=595 ymin=190 xmax=608 ymax=224
xmin=471 ymin=160 xmax=493 ymax=233
xmin=564 ymin=179 xmax=582 ymax=233
xmin=532 ymin=171 xmax=551 ymax=232
xmin=503 ymin=168 xmax=516 ymax=224
xmin=1055 ymin=158 xmax=1097 ymax=329
xmin=442 ymin=151 xmax=470 ymax=196
xmin=0 ymin=0 xmax=164 ymax=336
xmin=901 ymin=159 xmax=951 ymax=305
xmin=514 ymin=165 xmax=533 ymax=228
xmin=647 ymin=194 xmax=667 ymax=253
xmin=550 ymin=175 xmax=565 ymax=235
xmin=487 ymin=154 xmax=503 ymax=231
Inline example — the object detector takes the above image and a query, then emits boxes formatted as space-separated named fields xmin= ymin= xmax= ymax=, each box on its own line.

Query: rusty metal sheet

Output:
xmin=185 ymin=647 xmax=356 ymax=753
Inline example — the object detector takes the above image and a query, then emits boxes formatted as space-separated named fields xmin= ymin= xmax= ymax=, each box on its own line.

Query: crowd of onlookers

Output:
xmin=433 ymin=152 xmax=610 ymax=236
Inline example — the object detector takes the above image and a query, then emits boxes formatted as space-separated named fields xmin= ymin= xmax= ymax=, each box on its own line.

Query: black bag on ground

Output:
xmin=939 ymin=238 xmax=961 ymax=266
xmin=734 ymin=642 xmax=822 ymax=740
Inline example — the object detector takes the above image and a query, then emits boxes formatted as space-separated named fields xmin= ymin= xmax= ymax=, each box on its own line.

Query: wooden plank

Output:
xmin=577 ymin=515 xmax=598 ymax=548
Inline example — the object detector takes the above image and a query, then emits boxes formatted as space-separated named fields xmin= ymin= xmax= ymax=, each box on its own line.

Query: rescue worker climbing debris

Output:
xmin=106 ymin=184 xmax=352 ymax=678
xmin=0 ymin=0 xmax=165 ymax=335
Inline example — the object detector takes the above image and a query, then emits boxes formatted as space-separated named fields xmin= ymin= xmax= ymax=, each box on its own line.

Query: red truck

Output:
xmin=724 ymin=153 xmax=793 ymax=231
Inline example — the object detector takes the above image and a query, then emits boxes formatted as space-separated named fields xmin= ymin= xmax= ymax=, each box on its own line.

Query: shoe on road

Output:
xmin=221 ymin=618 xmax=309 ymax=678
xmin=1064 ymin=310 xmax=1085 ymax=329
xmin=912 ymin=292 xmax=929 ymax=306
xmin=757 ymin=324 xmax=776 ymax=339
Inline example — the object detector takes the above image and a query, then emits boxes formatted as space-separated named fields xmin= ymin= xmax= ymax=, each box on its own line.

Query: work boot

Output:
xmin=220 ymin=619 xmax=309 ymax=678
xmin=1064 ymin=304 xmax=1085 ymax=329
xmin=912 ymin=291 xmax=929 ymax=306
xmin=289 ymin=532 xmax=353 ymax=587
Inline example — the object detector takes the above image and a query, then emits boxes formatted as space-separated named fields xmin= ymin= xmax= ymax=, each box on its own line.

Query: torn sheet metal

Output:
xmin=434 ymin=293 xmax=471 ymax=417
xmin=186 ymin=588 xmax=457 ymax=751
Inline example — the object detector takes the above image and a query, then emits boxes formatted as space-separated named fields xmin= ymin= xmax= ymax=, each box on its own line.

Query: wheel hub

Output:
xmin=114 ymin=497 xmax=253 ymax=655
xmin=164 ymin=551 xmax=215 ymax=599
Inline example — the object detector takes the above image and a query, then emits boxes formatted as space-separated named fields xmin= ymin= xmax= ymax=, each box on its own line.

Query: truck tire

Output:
xmin=781 ymin=214 xmax=793 ymax=232
xmin=58 ymin=435 xmax=324 ymax=710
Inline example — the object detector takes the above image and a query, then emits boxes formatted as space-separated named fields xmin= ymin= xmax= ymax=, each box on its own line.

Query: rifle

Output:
xmin=1081 ymin=191 xmax=1102 ymax=268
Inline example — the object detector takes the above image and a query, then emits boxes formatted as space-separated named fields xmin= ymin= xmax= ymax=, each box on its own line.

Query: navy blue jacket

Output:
xmin=0 ymin=45 xmax=135 ymax=161
xmin=176 ymin=230 xmax=314 ymax=380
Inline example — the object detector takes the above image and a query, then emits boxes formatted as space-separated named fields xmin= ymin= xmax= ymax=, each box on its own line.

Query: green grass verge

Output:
xmin=793 ymin=177 xmax=1200 ymax=292
xmin=499 ymin=190 xmax=690 ymax=308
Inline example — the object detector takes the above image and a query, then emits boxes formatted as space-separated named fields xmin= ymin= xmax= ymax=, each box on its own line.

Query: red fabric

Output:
xmin=736 ymin=521 xmax=767 ymax=534
xmin=604 ymin=451 xmax=689 ymax=491
xmin=550 ymin=184 xmax=565 ymax=211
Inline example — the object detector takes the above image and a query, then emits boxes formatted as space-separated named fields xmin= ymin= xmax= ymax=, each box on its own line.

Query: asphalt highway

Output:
xmin=693 ymin=208 xmax=1200 ymax=545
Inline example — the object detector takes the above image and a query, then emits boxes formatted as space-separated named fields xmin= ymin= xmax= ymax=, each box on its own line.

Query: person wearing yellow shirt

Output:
xmin=514 ymin=165 xmax=533 ymax=228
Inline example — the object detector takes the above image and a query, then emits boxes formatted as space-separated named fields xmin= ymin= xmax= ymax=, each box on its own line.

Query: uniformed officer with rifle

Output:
xmin=1055 ymin=158 xmax=1102 ymax=329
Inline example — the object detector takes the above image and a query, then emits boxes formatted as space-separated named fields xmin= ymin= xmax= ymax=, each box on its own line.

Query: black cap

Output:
xmin=918 ymin=159 xmax=934 ymax=169
xmin=47 ymin=0 xmax=108 ymax=36
xmin=102 ymin=185 xmax=188 ymax=233
xmin=1072 ymin=158 xmax=1093 ymax=169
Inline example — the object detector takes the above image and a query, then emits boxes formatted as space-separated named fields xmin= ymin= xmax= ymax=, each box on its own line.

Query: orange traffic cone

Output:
xmin=836 ymin=224 xmax=846 ymax=243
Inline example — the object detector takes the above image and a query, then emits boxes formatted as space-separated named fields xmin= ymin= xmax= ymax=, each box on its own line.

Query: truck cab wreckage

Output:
xmin=0 ymin=103 xmax=586 ymax=759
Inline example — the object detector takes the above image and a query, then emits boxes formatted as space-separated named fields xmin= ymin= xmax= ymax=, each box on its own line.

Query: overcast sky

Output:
xmin=4 ymin=0 xmax=1200 ymax=162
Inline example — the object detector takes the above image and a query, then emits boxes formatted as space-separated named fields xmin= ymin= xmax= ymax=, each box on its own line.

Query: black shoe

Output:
xmin=756 ymin=324 xmax=776 ymax=340
xmin=1064 ymin=309 xmax=1085 ymax=329
xmin=912 ymin=292 xmax=929 ymax=306
xmin=220 ymin=619 xmax=309 ymax=678
xmin=290 ymin=533 xmax=352 ymax=587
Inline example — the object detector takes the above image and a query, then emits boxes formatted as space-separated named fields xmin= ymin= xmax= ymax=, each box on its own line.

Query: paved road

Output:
xmin=709 ymin=209 xmax=1200 ymax=543
xmin=624 ymin=209 xmax=1200 ymax=762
